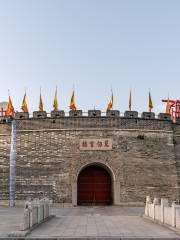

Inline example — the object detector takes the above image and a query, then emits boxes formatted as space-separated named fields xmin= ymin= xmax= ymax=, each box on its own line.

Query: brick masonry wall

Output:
xmin=0 ymin=117 xmax=179 ymax=204
xmin=174 ymin=124 xmax=180 ymax=199
xmin=0 ymin=123 xmax=11 ymax=200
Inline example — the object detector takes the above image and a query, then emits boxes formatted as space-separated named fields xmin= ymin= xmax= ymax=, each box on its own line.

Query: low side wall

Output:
xmin=20 ymin=197 xmax=52 ymax=231
xmin=145 ymin=196 xmax=180 ymax=229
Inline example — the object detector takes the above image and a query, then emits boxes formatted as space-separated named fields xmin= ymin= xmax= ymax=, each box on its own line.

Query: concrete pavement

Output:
xmin=0 ymin=206 xmax=180 ymax=239
xmin=28 ymin=206 xmax=180 ymax=239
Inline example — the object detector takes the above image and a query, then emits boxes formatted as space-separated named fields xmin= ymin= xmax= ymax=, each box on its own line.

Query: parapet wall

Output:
xmin=14 ymin=117 xmax=173 ymax=131
xmin=14 ymin=110 xmax=171 ymax=120
xmin=0 ymin=111 xmax=174 ymax=132
xmin=145 ymin=196 xmax=180 ymax=229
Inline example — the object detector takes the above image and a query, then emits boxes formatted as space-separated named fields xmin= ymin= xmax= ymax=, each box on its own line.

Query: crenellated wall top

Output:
xmin=0 ymin=110 xmax=179 ymax=132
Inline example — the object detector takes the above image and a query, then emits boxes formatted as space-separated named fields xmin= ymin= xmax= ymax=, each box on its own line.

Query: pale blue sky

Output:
xmin=0 ymin=0 xmax=180 ymax=113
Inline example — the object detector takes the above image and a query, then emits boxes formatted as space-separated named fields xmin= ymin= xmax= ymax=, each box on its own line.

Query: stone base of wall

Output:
xmin=0 ymin=200 xmax=145 ymax=207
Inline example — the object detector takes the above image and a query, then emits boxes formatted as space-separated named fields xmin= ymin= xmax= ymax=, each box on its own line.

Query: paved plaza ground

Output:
xmin=0 ymin=206 xmax=180 ymax=239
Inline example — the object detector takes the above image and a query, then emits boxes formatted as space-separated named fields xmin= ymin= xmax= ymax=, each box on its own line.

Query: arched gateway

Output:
xmin=77 ymin=165 xmax=112 ymax=205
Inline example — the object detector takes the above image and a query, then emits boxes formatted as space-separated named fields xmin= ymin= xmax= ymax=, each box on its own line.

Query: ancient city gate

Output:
xmin=0 ymin=111 xmax=179 ymax=205
xmin=77 ymin=165 xmax=112 ymax=205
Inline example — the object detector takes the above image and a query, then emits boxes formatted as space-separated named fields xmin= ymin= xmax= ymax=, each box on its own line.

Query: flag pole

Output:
xmin=129 ymin=88 xmax=132 ymax=111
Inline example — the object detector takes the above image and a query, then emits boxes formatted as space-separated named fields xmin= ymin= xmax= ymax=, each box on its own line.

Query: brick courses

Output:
xmin=0 ymin=116 xmax=179 ymax=204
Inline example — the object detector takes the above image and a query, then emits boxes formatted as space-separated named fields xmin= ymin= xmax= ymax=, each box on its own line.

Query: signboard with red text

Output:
xmin=79 ymin=139 xmax=112 ymax=151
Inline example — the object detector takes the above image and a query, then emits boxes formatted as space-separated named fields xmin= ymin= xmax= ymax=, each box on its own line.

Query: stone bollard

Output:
xmin=30 ymin=205 xmax=38 ymax=227
xmin=33 ymin=199 xmax=44 ymax=224
xmin=44 ymin=198 xmax=50 ymax=219
xmin=172 ymin=202 xmax=180 ymax=228
xmin=24 ymin=199 xmax=32 ymax=209
xmin=153 ymin=198 xmax=160 ymax=205
xmin=151 ymin=198 xmax=159 ymax=220
xmin=38 ymin=200 xmax=44 ymax=223
xmin=20 ymin=209 xmax=30 ymax=231
xmin=172 ymin=202 xmax=176 ymax=227
xmin=161 ymin=198 xmax=169 ymax=224
xmin=175 ymin=207 xmax=180 ymax=229
xmin=145 ymin=196 xmax=151 ymax=216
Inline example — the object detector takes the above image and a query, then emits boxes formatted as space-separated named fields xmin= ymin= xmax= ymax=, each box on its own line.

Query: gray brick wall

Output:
xmin=0 ymin=123 xmax=11 ymax=200
xmin=0 ymin=117 xmax=179 ymax=204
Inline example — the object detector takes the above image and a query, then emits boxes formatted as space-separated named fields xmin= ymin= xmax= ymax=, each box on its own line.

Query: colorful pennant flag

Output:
xmin=70 ymin=90 xmax=76 ymax=111
xmin=21 ymin=92 xmax=28 ymax=112
xmin=53 ymin=88 xmax=58 ymax=112
xmin=148 ymin=91 xmax=153 ymax=112
xmin=39 ymin=93 xmax=43 ymax=112
xmin=6 ymin=96 xmax=14 ymax=116
xmin=107 ymin=92 xmax=113 ymax=111
xmin=166 ymin=97 xmax=171 ymax=114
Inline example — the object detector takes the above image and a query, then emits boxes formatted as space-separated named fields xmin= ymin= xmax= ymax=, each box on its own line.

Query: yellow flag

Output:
xmin=70 ymin=91 xmax=76 ymax=111
xmin=107 ymin=93 xmax=113 ymax=110
xmin=129 ymin=90 xmax=132 ymax=111
xmin=148 ymin=91 xmax=153 ymax=112
xmin=166 ymin=97 xmax=171 ymax=114
xmin=6 ymin=96 xmax=14 ymax=116
xmin=21 ymin=93 xmax=28 ymax=112
xmin=39 ymin=93 xmax=43 ymax=112
xmin=53 ymin=88 xmax=58 ymax=112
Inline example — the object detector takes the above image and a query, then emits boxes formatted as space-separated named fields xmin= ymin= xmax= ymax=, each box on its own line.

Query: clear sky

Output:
xmin=0 ymin=0 xmax=180 ymax=114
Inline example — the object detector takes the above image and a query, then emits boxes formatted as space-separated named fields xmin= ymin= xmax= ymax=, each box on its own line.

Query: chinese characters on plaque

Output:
xmin=79 ymin=139 xmax=112 ymax=150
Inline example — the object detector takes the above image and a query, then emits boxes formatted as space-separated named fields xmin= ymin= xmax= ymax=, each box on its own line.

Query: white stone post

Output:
xmin=30 ymin=206 xmax=38 ymax=227
xmin=172 ymin=202 xmax=176 ymax=227
xmin=20 ymin=209 xmax=30 ymax=230
xmin=145 ymin=196 xmax=151 ymax=216
xmin=37 ymin=200 xmax=44 ymax=223
xmin=44 ymin=198 xmax=50 ymax=219
xmin=153 ymin=198 xmax=159 ymax=204
xmin=172 ymin=202 xmax=180 ymax=228
xmin=161 ymin=198 xmax=168 ymax=224
xmin=153 ymin=198 xmax=159 ymax=220
xmin=175 ymin=208 xmax=180 ymax=229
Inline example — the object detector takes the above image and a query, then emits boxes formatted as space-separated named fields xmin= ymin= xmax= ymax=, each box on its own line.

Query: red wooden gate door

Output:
xmin=78 ymin=165 xmax=112 ymax=205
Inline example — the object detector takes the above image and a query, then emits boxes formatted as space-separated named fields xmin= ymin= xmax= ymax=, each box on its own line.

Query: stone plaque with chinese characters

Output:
xmin=79 ymin=139 xmax=112 ymax=150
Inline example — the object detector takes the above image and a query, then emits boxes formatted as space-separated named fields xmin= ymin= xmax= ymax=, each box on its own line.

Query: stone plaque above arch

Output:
xmin=79 ymin=139 xmax=112 ymax=150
